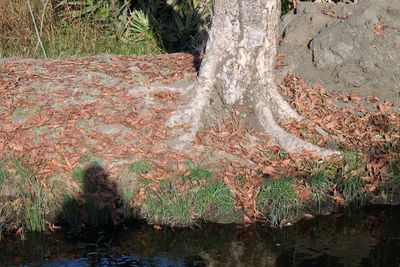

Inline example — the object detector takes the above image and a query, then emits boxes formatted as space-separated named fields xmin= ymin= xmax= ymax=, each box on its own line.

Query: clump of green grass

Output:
xmin=84 ymin=195 xmax=113 ymax=227
xmin=335 ymin=152 xmax=368 ymax=205
xmin=9 ymin=159 xmax=47 ymax=232
xmin=193 ymin=178 xmax=238 ymax=223
xmin=72 ymin=167 xmax=85 ymax=184
xmin=309 ymin=170 xmax=334 ymax=212
xmin=144 ymin=179 xmax=195 ymax=227
xmin=383 ymin=156 xmax=400 ymax=202
xmin=257 ymin=178 xmax=301 ymax=226
xmin=129 ymin=160 xmax=151 ymax=174
xmin=72 ymin=154 xmax=104 ymax=185
xmin=62 ymin=196 xmax=81 ymax=233
xmin=0 ymin=167 xmax=8 ymax=188
xmin=142 ymin=164 xmax=238 ymax=227
xmin=185 ymin=161 xmax=212 ymax=180
xmin=0 ymin=158 xmax=72 ymax=235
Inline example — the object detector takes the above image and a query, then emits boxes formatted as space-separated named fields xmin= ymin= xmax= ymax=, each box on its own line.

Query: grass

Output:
xmin=142 ymin=164 xmax=238 ymax=227
xmin=0 ymin=166 xmax=8 ymax=188
xmin=309 ymin=170 xmax=334 ymax=211
xmin=384 ymin=159 xmax=400 ymax=202
xmin=257 ymin=178 xmax=302 ymax=226
xmin=334 ymin=152 xmax=368 ymax=205
xmin=144 ymin=179 xmax=195 ymax=227
xmin=129 ymin=160 xmax=151 ymax=174
xmin=382 ymin=137 xmax=400 ymax=201
xmin=0 ymin=0 xmax=161 ymax=59
xmin=4 ymin=158 xmax=47 ymax=232
xmin=0 ymin=157 xmax=60 ymax=235
xmin=62 ymin=196 xmax=81 ymax=233
xmin=14 ymin=160 xmax=46 ymax=232
xmin=72 ymin=154 xmax=104 ymax=185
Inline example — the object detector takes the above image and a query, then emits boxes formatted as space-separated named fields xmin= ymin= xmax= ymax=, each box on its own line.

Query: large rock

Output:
xmin=277 ymin=0 xmax=400 ymax=105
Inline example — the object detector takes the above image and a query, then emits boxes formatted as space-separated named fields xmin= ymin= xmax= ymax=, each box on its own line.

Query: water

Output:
xmin=1 ymin=206 xmax=399 ymax=267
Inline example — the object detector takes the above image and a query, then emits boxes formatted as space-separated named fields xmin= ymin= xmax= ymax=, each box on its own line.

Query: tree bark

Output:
xmin=168 ymin=0 xmax=338 ymax=156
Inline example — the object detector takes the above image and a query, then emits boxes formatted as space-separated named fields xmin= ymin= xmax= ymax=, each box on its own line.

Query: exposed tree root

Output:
xmin=253 ymin=93 xmax=339 ymax=157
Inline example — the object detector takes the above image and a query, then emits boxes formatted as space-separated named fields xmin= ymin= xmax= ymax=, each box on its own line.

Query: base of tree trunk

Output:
xmin=166 ymin=0 xmax=339 ymax=158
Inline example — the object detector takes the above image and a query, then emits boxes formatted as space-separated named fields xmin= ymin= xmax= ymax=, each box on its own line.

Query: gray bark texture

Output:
xmin=168 ymin=0 xmax=337 ymax=156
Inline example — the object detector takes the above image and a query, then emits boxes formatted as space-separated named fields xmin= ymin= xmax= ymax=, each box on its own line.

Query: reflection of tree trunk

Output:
xmin=199 ymin=241 xmax=278 ymax=267
xmin=167 ymin=0 xmax=337 ymax=156
xmin=292 ymin=233 xmax=375 ymax=267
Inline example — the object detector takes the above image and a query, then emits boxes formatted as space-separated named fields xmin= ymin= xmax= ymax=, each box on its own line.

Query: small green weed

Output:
xmin=78 ymin=155 xmax=103 ymax=165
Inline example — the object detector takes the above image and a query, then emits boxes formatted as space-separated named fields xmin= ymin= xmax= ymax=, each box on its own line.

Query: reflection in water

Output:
xmin=0 ymin=206 xmax=399 ymax=266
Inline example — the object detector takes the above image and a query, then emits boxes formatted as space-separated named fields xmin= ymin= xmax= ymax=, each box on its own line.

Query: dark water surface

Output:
xmin=1 ymin=206 xmax=400 ymax=267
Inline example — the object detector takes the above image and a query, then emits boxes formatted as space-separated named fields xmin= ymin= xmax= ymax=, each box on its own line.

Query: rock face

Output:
xmin=278 ymin=0 xmax=400 ymax=104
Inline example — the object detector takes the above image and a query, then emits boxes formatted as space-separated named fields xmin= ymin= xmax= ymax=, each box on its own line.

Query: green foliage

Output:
xmin=1 ymin=0 xmax=299 ymax=58
xmin=142 ymin=165 xmax=238 ymax=227
xmin=386 ymin=158 xmax=400 ymax=183
xmin=193 ymin=178 xmax=237 ymax=222
xmin=257 ymin=178 xmax=301 ymax=226
xmin=281 ymin=0 xmax=291 ymax=15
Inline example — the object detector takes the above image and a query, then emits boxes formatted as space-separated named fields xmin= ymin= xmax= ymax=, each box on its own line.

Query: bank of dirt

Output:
xmin=0 ymin=51 xmax=399 ymax=233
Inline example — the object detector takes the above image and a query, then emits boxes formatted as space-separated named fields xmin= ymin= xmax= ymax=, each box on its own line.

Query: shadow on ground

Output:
xmin=62 ymin=164 xmax=124 ymax=232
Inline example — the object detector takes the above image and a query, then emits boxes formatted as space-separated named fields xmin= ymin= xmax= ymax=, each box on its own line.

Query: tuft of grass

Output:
xmin=84 ymin=195 xmax=112 ymax=228
xmin=257 ymin=178 xmax=301 ymax=226
xmin=142 ymin=165 xmax=238 ymax=227
xmin=0 ymin=167 xmax=8 ymax=188
xmin=335 ymin=152 xmax=368 ymax=205
xmin=143 ymin=179 xmax=194 ymax=227
xmin=309 ymin=170 xmax=333 ymax=212
xmin=129 ymin=160 xmax=151 ymax=174
xmin=193 ymin=179 xmax=238 ymax=223
xmin=62 ymin=196 xmax=81 ymax=233
xmin=383 ymin=156 xmax=400 ymax=201
xmin=11 ymin=159 xmax=46 ymax=232
xmin=185 ymin=161 xmax=212 ymax=180
xmin=72 ymin=167 xmax=85 ymax=184
xmin=72 ymin=154 xmax=104 ymax=185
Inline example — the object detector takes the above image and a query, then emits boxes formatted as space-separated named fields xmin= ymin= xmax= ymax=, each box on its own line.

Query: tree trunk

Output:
xmin=168 ymin=0 xmax=337 ymax=156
